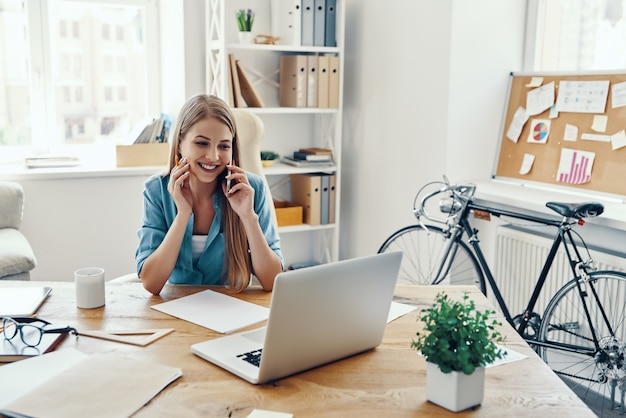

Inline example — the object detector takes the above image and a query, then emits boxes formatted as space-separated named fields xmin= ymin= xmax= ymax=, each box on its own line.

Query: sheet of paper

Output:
xmin=526 ymin=81 xmax=555 ymax=116
xmin=248 ymin=409 xmax=293 ymax=418
xmin=527 ymin=119 xmax=551 ymax=144
xmin=0 ymin=349 xmax=88 ymax=407
xmin=556 ymin=148 xmax=595 ymax=185
xmin=563 ymin=123 xmax=578 ymax=141
xmin=525 ymin=76 xmax=543 ymax=87
xmin=151 ymin=289 xmax=270 ymax=333
xmin=387 ymin=301 xmax=417 ymax=323
xmin=591 ymin=115 xmax=608 ymax=132
xmin=556 ymin=80 xmax=609 ymax=113
xmin=5 ymin=352 xmax=182 ymax=418
xmin=506 ymin=106 xmax=528 ymax=143
xmin=612 ymin=81 xmax=626 ymax=108
xmin=581 ymin=133 xmax=611 ymax=142
xmin=611 ymin=130 xmax=626 ymax=150
xmin=486 ymin=344 xmax=528 ymax=368
xmin=519 ymin=153 xmax=535 ymax=175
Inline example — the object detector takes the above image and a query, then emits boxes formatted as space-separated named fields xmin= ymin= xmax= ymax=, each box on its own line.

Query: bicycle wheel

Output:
xmin=538 ymin=271 xmax=626 ymax=416
xmin=377 ymin=225 xmax=485 ymax=293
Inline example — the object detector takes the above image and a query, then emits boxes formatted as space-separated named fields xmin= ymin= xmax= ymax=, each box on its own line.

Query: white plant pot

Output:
xmin=426 ymin=362 xmax=485 ymax=412
xmin=238 ymin=31 xmax=253 ymax=44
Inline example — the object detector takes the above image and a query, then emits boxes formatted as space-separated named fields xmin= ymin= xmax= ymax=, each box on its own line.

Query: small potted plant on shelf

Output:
xmin=411 ymin=291 xmax=506 ymax=412
xmin=235 ymin=8 xmax=254 ymax=44
xmin=260 ymin=150 xmax=280 ymax=167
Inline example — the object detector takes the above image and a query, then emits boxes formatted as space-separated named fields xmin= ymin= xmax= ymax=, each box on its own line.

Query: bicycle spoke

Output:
xmin=539 ymin=272 xmax=626 ymax=416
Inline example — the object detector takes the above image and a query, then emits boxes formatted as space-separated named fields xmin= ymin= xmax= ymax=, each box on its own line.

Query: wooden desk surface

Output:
xmin=0 ymin=281 xmax=594 ymax=417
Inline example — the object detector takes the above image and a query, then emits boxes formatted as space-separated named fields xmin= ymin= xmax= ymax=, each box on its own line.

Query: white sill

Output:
xmin=0 ymin=162 xmax=166 ymax=181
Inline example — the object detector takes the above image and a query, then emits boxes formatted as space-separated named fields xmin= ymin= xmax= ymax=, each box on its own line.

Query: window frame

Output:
xmin=3 ymin=0 xmax=161 ymax=160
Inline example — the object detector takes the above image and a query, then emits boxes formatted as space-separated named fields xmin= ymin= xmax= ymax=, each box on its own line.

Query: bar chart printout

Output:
xmin=556 ymin=148 xmax=595 ymax=185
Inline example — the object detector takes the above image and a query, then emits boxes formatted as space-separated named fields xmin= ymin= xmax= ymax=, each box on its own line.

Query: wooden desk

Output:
xmin=0 ymin=281 xmax=594 ymax=417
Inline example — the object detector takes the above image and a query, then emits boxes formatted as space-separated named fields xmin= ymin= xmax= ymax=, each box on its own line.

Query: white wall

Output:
xmin=340 ymin=0 xmax=526 ymax=259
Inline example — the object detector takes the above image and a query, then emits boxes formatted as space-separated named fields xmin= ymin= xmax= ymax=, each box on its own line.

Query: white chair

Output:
xmin=0 ymin=182 xmax=37 ymax=280
xmin=111 ymin=109 xmax=275 ymax=283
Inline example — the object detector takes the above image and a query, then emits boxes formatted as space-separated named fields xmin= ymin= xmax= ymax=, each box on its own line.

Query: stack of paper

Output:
xmin=0 ymin=349 xmax=182 ymax=418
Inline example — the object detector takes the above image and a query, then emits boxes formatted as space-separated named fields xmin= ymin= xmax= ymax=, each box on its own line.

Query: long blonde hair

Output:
xmin=168 ymin=94 xmax=251 ymax=292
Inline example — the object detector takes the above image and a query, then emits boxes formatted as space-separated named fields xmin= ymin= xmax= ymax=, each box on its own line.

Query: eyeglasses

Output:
xmin=2 ymin=317 xmax=78 ymax=347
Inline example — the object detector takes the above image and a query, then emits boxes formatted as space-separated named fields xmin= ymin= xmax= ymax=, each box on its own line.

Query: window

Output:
xmin=529 ymin=0 xmax=626 ymax=71
xmin=0 ymin=0 xmax=160 ymax=162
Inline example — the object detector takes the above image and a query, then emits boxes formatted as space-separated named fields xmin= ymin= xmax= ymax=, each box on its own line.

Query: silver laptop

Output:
xmin=191 ymin=251 xmax=402 ymax=384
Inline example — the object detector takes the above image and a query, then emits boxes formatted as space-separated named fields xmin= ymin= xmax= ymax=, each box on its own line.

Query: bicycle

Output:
xmin=378 ymin=176 xmax=626 ymax=416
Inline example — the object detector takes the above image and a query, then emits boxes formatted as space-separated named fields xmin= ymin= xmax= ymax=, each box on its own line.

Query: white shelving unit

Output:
xmin=205 ymin=0 xmax=344 ymax=267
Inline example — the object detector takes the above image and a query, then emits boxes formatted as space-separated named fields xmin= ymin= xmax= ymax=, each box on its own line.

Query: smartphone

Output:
xmin=226 ymin=160 xmax=232 ymax=192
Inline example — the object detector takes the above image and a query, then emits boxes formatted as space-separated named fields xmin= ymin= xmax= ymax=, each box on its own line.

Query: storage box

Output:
xmin=115 ymin=143 xmax=170 ymax=167
xmin=274 ymin=201 xmax=303 ymax=226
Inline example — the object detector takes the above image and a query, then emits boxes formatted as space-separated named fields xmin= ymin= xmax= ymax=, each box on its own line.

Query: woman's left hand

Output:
xmin=223 ymin=163 xmax=255 ymax=218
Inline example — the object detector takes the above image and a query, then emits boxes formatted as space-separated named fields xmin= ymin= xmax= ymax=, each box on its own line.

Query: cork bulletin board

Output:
xmin=494 ymin=72 xmax=626 ymax=196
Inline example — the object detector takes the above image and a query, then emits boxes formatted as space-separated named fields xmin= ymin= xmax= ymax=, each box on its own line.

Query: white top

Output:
xmin=191 ymin=235 xmax=208 ymax=263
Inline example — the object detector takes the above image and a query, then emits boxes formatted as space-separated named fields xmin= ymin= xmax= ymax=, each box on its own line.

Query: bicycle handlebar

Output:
xmin=413 ymin=181 xmax=476 ymax=225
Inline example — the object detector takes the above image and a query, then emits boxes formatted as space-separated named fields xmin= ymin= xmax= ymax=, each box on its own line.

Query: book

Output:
xmin=293 ymin=151 xmax=331 ymax=161
xmin=298 ymin=147 xmax=333 ymax=155
xmin=328 ymin=54 xmax=340 ymax=108
xmin=313 ymin=0 xmax=326 ymax=46
xmin=0 ymin=326 xmax=66 ymax=363
xmin=270 ymin=0 xmax=302 ymax=46
xmin=236 ymin=60 xmax=265 ymax=108
xmin=328 ymin=173 xmax=337 ymax=223
xmin=306 ymin=54 xmax=318 ymax=107
xmin=324 ymin=0 xmax=337 ymax=47
xmin=290 ymin=173 xmax=322 ymax=225
xmin=229 ymin=54 xmax=245 ymax=108
xmin=320 ymin=173 xmax=329 ymax=224
xmin=317 ymin=55 xmax=330 ymax=108
xmin=281 ymin=156 xmax=334 ymax=167
xmin=279 ymin=55 xmax=308 ymax=108
xmin=0 ymin=287 xmax=52 ymax=317
xmin=301 ymin=0 xmax=314 ymax=46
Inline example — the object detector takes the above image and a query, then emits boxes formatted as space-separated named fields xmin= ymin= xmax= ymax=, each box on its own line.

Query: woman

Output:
xmin=136 ymin=94 xmax=283 ymax=295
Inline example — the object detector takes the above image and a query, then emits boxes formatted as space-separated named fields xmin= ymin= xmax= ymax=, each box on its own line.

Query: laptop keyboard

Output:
xmin=237 ymin=349 xmax=263 ymax=367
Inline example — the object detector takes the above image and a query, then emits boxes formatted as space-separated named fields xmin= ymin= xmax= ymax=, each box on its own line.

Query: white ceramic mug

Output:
xmin=75 ymin=267 xmax=106 ymax=309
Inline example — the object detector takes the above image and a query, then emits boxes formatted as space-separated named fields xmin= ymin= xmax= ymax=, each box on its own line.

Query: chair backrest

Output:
xmin=231 ymin=109 xmax=277 ymax=226
xmin=0 ymin=181 xmax=24 ymax=230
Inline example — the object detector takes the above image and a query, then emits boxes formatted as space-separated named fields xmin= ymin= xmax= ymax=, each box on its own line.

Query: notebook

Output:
xmin=191 ymin=251 xmax=403 ymax=384
xmin=0 ymin=287 xmax=52 ymax=318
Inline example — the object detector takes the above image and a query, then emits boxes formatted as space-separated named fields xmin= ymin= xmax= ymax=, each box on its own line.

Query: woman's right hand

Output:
xmin=168 ymin=157 xmax=193 ymax=215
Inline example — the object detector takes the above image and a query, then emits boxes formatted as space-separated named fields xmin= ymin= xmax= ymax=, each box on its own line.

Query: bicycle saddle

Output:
xmin=545 ymin=201 xmax=604 ymax=219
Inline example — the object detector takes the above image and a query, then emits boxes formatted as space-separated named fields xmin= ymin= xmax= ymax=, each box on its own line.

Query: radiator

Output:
xmin=492 ymin=226 xmax=626 ymax=316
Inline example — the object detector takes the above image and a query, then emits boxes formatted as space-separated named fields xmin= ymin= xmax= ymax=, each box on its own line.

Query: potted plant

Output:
xmin=411 ymin=292 xmax=506 ymax=412
xmin=260 ymin=150 xmax=280 ymax=167
xmin=235 ymin=9 xmax=254 ymax=44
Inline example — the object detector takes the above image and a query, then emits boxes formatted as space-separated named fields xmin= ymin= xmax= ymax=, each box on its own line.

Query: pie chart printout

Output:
xmin=528 ymin=119 xmax=550 ymax=144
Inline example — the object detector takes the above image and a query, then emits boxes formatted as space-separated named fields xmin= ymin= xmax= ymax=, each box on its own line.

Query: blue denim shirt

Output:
xmin=135 ymin=172 xmax=282 ymax=285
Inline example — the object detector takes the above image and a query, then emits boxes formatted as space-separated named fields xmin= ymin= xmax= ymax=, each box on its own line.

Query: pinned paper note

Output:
xmin=563 ymin=124 xmax=578 ymax=141
xmin=528 ymin=119 xmax=551 ymax=144
xmin=556 ymin=80 xmax=609 ymax=113
xmin=612 ymin=81 xmax=626 ymax=108
xmin=506 ymin=106 xmax=528 ymax=143
xmin=556 ymin=148 xmax=595 ymax=185
xmin=526 ymin=81 xmax=555 ymax=116
xmin=526 ymin=77 xmax=543 ymax=88
xmin=519 ymin=153 xmax=535 ymax=175
xmin=611 ymin=130 xmax=626 ymax=150
xmin=591 ymin=115 xmax=608 ymax=133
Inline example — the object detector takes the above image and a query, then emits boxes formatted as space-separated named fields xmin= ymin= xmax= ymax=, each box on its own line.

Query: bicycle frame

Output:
xmin=435 ymin=197 xmax=595 ymax=341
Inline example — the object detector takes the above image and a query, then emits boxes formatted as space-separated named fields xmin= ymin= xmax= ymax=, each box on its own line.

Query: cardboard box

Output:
xmin=115 ymin=143 xmax=170 ymax=167
xmin=274 ymin=201 xmax=303 ymax=226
